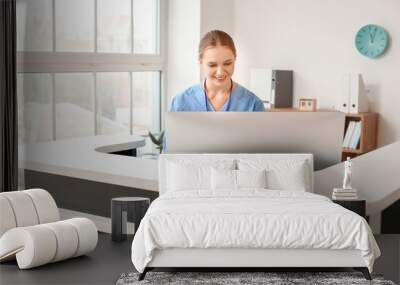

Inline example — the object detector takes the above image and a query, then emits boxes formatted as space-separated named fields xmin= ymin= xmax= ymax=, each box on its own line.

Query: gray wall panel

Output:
xmin=25 ymin=170 xmax=158 ymax=219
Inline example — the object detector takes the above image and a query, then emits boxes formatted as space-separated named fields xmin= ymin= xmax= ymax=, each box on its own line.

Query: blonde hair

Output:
xmin=198 ymin=30 xmax=237 ymax=60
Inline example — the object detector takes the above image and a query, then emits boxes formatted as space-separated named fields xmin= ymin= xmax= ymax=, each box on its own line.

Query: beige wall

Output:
xmin=200 ymin=0 xmax=233 ymax=37
xmin=166 ymin=0 xmax=200 ymax=109
xmin=173 ymin=0 xmax=400 ymax=147
xmin=166 ymin=0 xmax=233 ymax=107
xmin=232 ymin=0 xmax=400 ymax=147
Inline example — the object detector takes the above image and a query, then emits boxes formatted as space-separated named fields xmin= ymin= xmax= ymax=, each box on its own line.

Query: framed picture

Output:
xmin=299 ymin=98 xmax=317 ymax=111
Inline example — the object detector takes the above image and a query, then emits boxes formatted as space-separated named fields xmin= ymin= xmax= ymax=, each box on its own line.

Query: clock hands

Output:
xmin=371 ymin=27 xmax=377 ymax=43
xmin=368 ymin=26 xmax=378 ymax=44
xmin=368 ymin=26 xmax=373 ymax=43
xmin=356 ymin=25 xmax=387 ymax=58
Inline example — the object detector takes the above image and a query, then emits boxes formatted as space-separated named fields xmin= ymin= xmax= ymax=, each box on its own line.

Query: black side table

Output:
xmin=111 ymin=197 xmax=150 ymax=242
xmin=333 ymin=199 xmax=366 ymax=219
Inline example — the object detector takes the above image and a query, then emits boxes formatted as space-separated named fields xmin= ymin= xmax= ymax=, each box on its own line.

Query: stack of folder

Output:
xmin=332 ymin=188 xmax=358 ymax=200
xmin=342 ymin=121 xmax=361 ymax=149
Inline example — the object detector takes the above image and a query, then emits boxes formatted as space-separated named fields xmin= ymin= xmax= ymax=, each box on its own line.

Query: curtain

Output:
xmin=0 ymin=0 xmax=18 ymax=192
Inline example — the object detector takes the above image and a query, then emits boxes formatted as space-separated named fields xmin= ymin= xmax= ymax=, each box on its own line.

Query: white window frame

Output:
xmin=17 ymin=0 xmax=168 ymax=138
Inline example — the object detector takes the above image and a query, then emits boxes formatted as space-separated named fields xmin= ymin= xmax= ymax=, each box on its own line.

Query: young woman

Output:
xmin=170 ymin=30 xmax=264 ymax=112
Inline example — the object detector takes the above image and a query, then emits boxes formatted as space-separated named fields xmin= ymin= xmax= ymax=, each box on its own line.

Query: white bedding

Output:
xmin=131 ymin=190 xmax=380 ymax=273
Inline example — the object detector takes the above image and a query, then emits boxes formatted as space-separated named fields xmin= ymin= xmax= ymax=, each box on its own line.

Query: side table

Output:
xmin=111 ymin=197 xmax=150 ymax=242
xmin=333 ymin=199 xmax=366 ymax=219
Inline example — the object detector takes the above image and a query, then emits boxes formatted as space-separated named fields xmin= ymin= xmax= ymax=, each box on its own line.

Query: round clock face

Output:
xmin=355 ymin=24 xmax=388 ymax=58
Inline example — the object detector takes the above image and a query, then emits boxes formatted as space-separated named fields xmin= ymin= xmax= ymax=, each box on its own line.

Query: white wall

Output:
xmin=166 ymin=0 xmax=201 ymax=107
xmin=314 ymin=141 xmax=400 ymax=233
xmin=200 ymin=0 xmax=234 ymax=37
xmin=232 ymin=0 xmax=400 ymax=147
xmin=167 ymin=0 xmax=400 ymax=147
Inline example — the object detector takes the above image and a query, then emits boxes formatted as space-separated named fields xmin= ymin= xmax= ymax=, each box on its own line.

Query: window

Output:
xmin=55 ymin=73 xmax=95 ymax=139
xmin=97 ymin=0 xmax=131 ymax=53
xmin=17 ymin=0 xmax=53 ymax=52
xmin=55 ymin=0 xmax=95 ymax=52
xmin=17 ymin=0 xmax=165 ymax=142
xmin=96 ymin=72 xmax=131 ymax=135
xmin=17 ymin=73 xmax=53 ymax=143
xmin=133 ymin=0 xmax=159 ymax=54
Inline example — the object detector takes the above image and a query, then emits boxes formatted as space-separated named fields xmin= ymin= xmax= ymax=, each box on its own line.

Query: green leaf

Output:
xmin=148 ymin=131 xmax=159 ymax=145
xmin=148 ymin=130 xmax=165 ymax=146
xmin=158 ymin=130 xmax=165 ymax=144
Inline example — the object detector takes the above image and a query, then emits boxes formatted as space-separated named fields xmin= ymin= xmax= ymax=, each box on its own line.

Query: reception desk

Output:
xmin=20 ymin=135 xmax=159 ymax=218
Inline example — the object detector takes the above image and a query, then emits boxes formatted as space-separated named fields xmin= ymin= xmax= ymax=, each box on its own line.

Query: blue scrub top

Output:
xmin=170 ymin=83 xmax=265 ymax=112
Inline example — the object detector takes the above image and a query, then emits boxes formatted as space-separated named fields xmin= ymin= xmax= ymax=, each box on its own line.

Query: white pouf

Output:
xmin=0 ymin=196 xmax=17 ymax=237
xmin=0 ymin=218 xmax=98 ymax=269
xmin=1 ymin=191 xmax=40 ymax=227
xmin=24 ymin=188 xmax=60 ymax=223
xmin=0 ymin=189 xmax=98 ymax=269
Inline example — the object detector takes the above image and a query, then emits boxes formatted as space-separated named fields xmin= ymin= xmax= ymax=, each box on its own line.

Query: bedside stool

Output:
xmin=111 ymin=197 xmax=150 ymax=242
xmin=333 ymin=199 xmax=366 ymax=219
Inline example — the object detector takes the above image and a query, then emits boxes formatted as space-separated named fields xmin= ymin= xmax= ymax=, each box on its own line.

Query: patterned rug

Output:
xmin=116 ymin=271 xmax=396 ymax=285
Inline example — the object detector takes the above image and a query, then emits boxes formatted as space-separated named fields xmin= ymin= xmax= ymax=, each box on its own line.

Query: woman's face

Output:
xmin=200 ymin=45 xmax=236 ymax=87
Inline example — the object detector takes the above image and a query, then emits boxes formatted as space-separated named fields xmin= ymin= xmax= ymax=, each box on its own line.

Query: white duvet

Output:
xmin=131 ymin=190 xmax=380 ymax=273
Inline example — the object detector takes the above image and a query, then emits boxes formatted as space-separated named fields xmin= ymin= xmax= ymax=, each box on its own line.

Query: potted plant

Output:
xmin=148 ymin=130 xmax=165 ymax=154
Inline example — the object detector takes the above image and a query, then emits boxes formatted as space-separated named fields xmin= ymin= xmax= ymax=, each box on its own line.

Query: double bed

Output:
xmin=131 ymin=154 xmax=380 ymax=280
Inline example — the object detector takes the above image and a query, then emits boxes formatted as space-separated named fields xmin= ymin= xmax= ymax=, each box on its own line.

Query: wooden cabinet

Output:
xmin=333 ymin=199 xmax=366 ymax=218
xmin=342 ymin=112 xmax=378 ymax=161
xmin=269 ymin=108 xmax=378 ymax=161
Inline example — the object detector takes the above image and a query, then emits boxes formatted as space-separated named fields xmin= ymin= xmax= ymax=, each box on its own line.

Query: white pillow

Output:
xmin=237 ymin=159 xmax=309 ymax=191
xmin=211 ymin=168 xmax=236 ymax=190
xmin=236 ymin=169 xmax=267 ymax=189
xmin=166 ymin=160 xmax=235 ymax=191
xmin=267 ymin=163 xmax=307 ymax=191
xmin=167 ymin=163 xmax=208 ymax=191
xmin=211 ymin=169 xmax=267 ymax=190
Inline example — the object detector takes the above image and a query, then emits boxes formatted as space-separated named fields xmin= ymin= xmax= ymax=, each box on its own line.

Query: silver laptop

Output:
xmin=165 ymin=111 xmax=345 ymax=170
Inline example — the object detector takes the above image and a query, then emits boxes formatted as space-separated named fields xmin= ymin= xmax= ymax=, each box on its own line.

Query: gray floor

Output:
xmin=0 ymin=233 xmax=133 ymax=285
xmin=373 ymin=234 xmax=400 ymax=284
xmin=1 ymin=234 xmax=399 ymax=285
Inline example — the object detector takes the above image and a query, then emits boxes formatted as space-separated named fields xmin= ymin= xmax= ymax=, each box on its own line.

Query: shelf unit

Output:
xmin=269 ymin=108 xmax=379 ymax=161
xmin=342 ymin=112 xmax=378 ymax=160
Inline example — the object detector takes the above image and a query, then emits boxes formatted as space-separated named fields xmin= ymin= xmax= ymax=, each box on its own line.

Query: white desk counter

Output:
xmin=20 ymin=135 xmax=159 ymax=192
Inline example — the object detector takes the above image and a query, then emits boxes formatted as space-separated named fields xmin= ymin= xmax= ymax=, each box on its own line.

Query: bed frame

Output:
xmin=137 ymin=154 xmax=372 ymax=281
xmin=138 ymin=248 xmax=371 ymax=280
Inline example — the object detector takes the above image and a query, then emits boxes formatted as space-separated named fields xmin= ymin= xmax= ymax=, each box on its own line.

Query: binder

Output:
xmin=338 ymin=73 xmax=369 ymax=114
xmin=349 ymin=122 xmax=361 ymax=149
xmin=349 ymin=74 xmax=369 ymax=114
xmin=249 ymin=69 xmax=293 ymax=109
xmin=338 ymin=74 xmax=351 ymax=113
xmin=342 ymin=121 xmax=355 ymax=148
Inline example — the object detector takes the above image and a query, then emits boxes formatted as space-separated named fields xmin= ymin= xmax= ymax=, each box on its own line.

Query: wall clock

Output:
xmin=355 ymin=24 xmax=388 ymax=58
